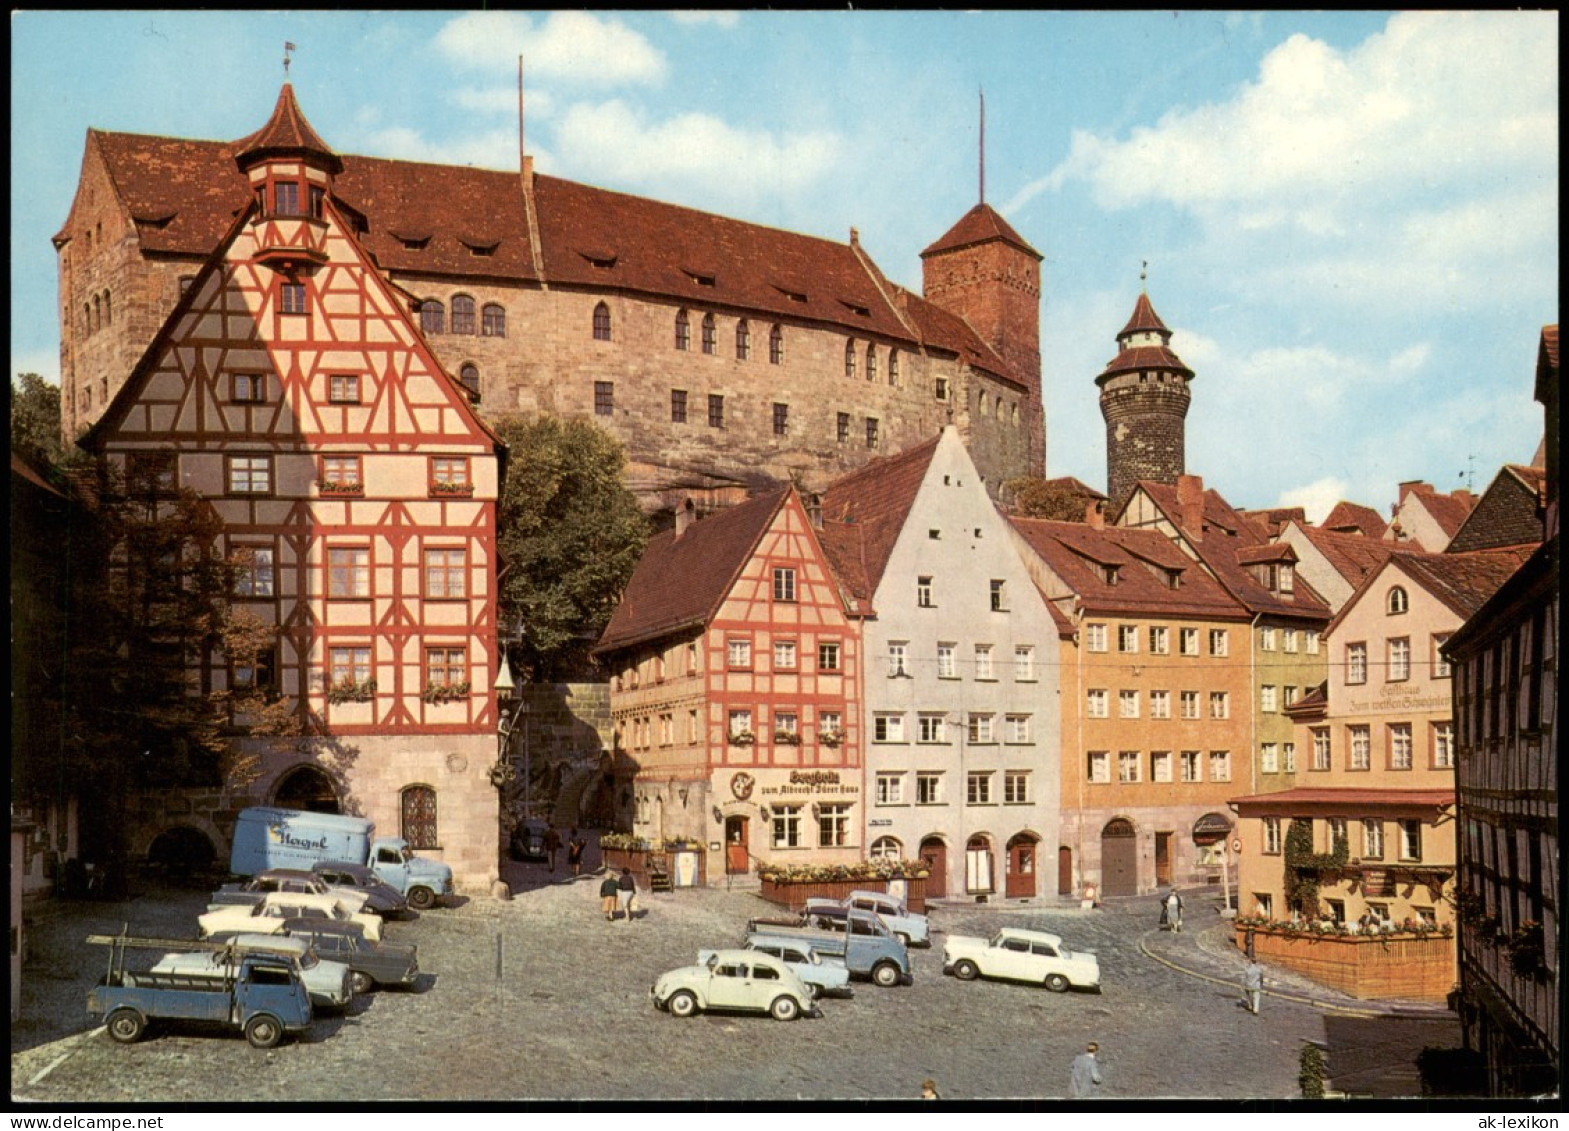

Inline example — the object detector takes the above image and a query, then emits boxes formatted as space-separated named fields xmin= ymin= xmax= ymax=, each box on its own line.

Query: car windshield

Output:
xmin=990 ymin=931 xmax=1007 ymax=947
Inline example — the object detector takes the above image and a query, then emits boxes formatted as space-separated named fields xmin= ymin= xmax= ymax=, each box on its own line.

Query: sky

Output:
xmin=10 ymin=10 xmax=1559 ymax=520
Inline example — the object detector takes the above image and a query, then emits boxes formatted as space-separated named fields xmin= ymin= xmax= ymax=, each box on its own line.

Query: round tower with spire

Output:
xmin=1097 ymin=283 xmax=1194 ymax=512
xmin=233 ymin=81 xmax=342 ymax=273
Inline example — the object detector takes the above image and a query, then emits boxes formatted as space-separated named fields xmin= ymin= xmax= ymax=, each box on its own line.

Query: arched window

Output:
xmin=82 ymin=302 xmax=91 ymax=336
xmin=866 ymin=345 xmax=876 ymax=383
xmin=675 ymin=309 xmax=691 ymax=351
xmin=103 ymin=290 xmax=111 ymax=326
xmin=845 ymin=339 xmax=857 ymax=379
xmin=451 ymin=294 xmax=476 ymax=335
xmin=593 ymin=302 xmax=612 ymax=341
xmin=420 ymin=300 xmax=445 ymax=335
xmin=92 ymin=294 xmax=100 ymax=333
xmin=889 ymin=350 xmax=899 ymax=386
xmin=1387 ymin=586 xmax=1409 ymax=615
xmin=1011 ymin=403 xmax=1020 ymax=426
xmin=400 ymin=784 xmax=438 ymax=849
xmin=735 ymin=319 xmax=751 ymax=361
xmin=481 ymin=303 xmax=506 ymax=337
xmin=459 ymin=364 xmax=480 ymax=400
xmin=701 ymin=313 xmax=716 ymax=355
xmin=870 ymin=836 xmax=903 ymax=860
xmin=769 ymin=324 xmax=784 ymax=365
xmin=978 ymin=392 xmax=988 ymax=417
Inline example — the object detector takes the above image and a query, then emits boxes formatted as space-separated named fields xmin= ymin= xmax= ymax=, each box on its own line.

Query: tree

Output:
xmin=493 ymin=414 xmax=649 ymax=681
xmin=10 ymin=372 xmax=66 ymax=468
xmin=1004 ymin=476 xmax=1099 ymax=522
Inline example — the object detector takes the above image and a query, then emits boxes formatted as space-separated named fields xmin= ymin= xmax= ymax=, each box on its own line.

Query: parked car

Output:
xmin=259 ymin=919 xmax=419 ymax=994
xmin=152 ymin=935 xmax=354 ymax=1011
xmin=702 ymin=937 xmax=851 ymax=999
xmin=650 ymin=949 xmax=816 ymax=1021
xmin=942 ymin=927 xmax=1100 ymax=992
xmin=309 ymin=861 xmax=408 ymax=917
xmin=198 ymin=892 xmax=383 ymax=941
xmin=804 ymin=890 xmax=931 ymax=947
xmin=208 ymin=868 xmax=373 ymax=915
xmin=744 ymin=910 xmax=911 ymax=987
xmin=509 ymin=819 xmax=550 ymax=862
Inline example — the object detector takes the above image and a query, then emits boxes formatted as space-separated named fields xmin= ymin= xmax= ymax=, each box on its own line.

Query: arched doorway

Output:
xmin=725 ymin=815 xmax=749 ymax=875
xmin=1100 ymin=818 xmax=1138 ymax=896
xmin=146 ymin=825 xmax=217 ymax=883
xmin=1005 ymin=832 xmax=1039 ymax=899
xmin=1058 ymin=845 xmax=1074 ymax=895
xmin=919 ymin=836 xmax=948 ymax=899
xmin=272 ymin=766 xmax=341 ymax=813
xmin=965 ymin=834 xmax=995 ymax=895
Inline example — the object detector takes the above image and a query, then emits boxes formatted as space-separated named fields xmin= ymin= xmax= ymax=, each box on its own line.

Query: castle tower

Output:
xmin=920 ymin=204 xmax=1045 ymax=474
xmin=233 ymin=83 xmax=343 ymax=273
xmin=1097 ymin=289 xmax=1194 ymax=512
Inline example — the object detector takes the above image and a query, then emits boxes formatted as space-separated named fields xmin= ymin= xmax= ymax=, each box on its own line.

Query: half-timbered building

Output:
xmin=80 ymin=85 xmax=506 ymax=892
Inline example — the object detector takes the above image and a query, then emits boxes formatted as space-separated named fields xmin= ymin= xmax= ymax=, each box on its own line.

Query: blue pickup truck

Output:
xmin=745 ymin=910 xmax=912 ymax=988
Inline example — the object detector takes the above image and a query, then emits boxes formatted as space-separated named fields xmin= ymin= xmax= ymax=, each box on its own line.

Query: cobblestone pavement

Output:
xmin=11 ymin=869 xmax=1462 ymax=1104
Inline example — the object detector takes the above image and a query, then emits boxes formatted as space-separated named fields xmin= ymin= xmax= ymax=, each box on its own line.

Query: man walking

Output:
xmin=599 ymin=872 xmax=620 ymax=921
xmin=1068 ymin=1042 xmax=1103 ymax=1097
xmin=1243 ymin=959 xmax=1265 ymax=1014
xmin=616 ymin=867 xmax=638 ymax=924
xmin=1165 ymin=888 xmax=1184 ymax=933
xmin=543 ymin=826 xmax=561 ymax=872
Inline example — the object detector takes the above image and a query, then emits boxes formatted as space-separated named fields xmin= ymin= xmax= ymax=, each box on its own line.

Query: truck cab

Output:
xmin=369 ymin=838 xmax=452 ymax=911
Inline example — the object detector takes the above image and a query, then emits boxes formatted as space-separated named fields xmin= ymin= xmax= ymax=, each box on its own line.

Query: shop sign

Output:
xmin=760 ymin=769 xmax=860 ymax=798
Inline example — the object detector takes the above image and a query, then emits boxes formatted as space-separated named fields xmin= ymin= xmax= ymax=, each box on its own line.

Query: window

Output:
xmin=329 ymin=547 xmax=370 ymax=598
xmin=701 ymin=313 xmax=716 ymax=355
xmin=1283 ymin=743 xmax=1296 ymax=773
xmin=592 ymin=302 xmax=612 ymax=341
xmin=817 ymin=711 xmax=841 ymax=742
xmin=707 ymin=394 xmax=724 ymax=429
xmin=1261 ymin=685 xmax=1278 ymax=713
xmin=967 ymin=772 xmax=993 ymax=805
xmin=889 ymin=350 xmax=899 ymax=386
xmin=674 ymin=309 xmax=691 ymax=351
xmin=769 ymin=324 xmax=784 ymax=365
xmin=671 ymin=389 xmax=688 ymax=423
xmin=1118 ymin=624 xmax=1139 ymax=653
xmin=273 ymin=180 xmax=301 ymax=215
xmin=1180 ymin=691 xmax=1200 ymax=719
xmin=917 ymin=713 xmax=946 ymax=743
xmin=836 ymin=413 xmax=850 ymax=445
xmin=864 ymin=346 xmax=876 ymax=384
xmin=865 ymin=417 xmax=879 ymax=449
xmin=231 ymin=642 xmax=276 ymax=693
xmin=1015 ymin=646 xmax=1035 ymax=681
xmin=320 ymin=455 xmax=363 ymax=490
xmin=431 ymin=457 xmax=470 ymax=489
xmin=817 ymin=642 xmax=841 ymax=671
xmin=1180 ymin=751 xmax=1201 ymax=783
xmin=400 ymin=785 xmax=437 ymax=850
xmin=936 ymin=644 xmax=957 ymax=679
xmin=234 ymin=546 xmax=275 ymax=598
xmin=1387 ymin=586 xmax=1409 ymax=615
xmin=1004 ymin=771 xmax=1031 ymax=804
xmin=1117 ymin=751 xmax=1141 ymax=783
xmin=844 ymin=340 xmax=857 ymax=379
xmin=426 ymin=646 xmax=466 ymax=690
xmin=1432 ymin=721 xmax=1454 ymax=769
xmin=481 ymin=303 xmax=506 ymax=337
xmin=227 ymin=455 xmax=272 ymax=495
xmin=1261 ymin=743 xmax=1279 ymax=774
xmin=771 ymin=805 xmax=804 ymax=849
xmin=328 ymin=645 xmax=371 ymax=688
xmin=728 ymin=709 xmax=753 ymax=739
xmin=935 ymin=377 xmax=950 ymax=402
xmin=876 ymin=773 xmax=904 ymax=805
xmin=1306 ymin=631 xmax=1320 ymax=654
xmin=594 ymin=381 xmax=614 ymax=417
xmin=1388 ymin=723 xmax=1412 ymax=770
xmin=774 ymin=711 xmax=799 ymax=740
xmin=1150 ymin=690 xmax=1170 ymax=719
xmin=1284 ymin=685 xmax=1298 ymax=707
xmin=1284 ymin=629 xmax=1299 ymax=653
xmin=973 ymin=645 xmax=993 ymax=680
xmin=1363 ymin=819 xmax=1384 ymax=860
xmin=1432 ymin=633 xmax=1452 ymax=679
xmin=421 ymin=300 xmax=445 ymax=335
xmin=1006 ymin=714 xmax=1031 ymax=744
xmin=887 ymin=641 xmax=909 ymax=677
xmin=1387 ymin=637 xmax=1410 ymax=682
xmin=917 ymin=576 xmax=934 ymax=608
xmin=1349 ymin=725 xmax=1370 ymax=770
xmin=1208 ymin=751 xmax=1231 ymax=782
xmin=1398 ymin=819 xmax=1422 ymax=862
xmin=1209 ymin=692 xmax=1229 ymax=719
xmin=1261 ymin=627 xmax=1277 ymax=651
xmin=773 ymin=641 xmax=797 ymax=670
xmin=1180 ymin=627 xmax=1199 ymax=656
xmin=450 ymin=295 xmax=475 ymax=335
xmin=1149 ymin=626 xmax=1169 ymax=654
xmin=967 ymin=713 xmax=995 ymax=744
xmin=1087 ymin=751 xmax=1110 ymax=784
xmin=1086 ymin=623 xmax=1108 ymax=652
xmin=990 ymin=579 xmax=1008 ymax=611
xmin=328 ymin=374 xmax=361 ymax=404
xmin=1346 ymin=642 xmax=1367 ymax=685
xmin=233 ymin=373 xmax=266 ymax=403
xmin=279 ymin=282 xmax=307 ymax=315
xmin=735 ymin=319 xmax=751 ymax=361
xmin=916 ymin=773 xmax=943 ymax=805
xmin=1209 ymin=629 xmax=1228 ymax=657
xmin=873 ymin=713 xmax=905 ymax=742
xmin=1087 ymin=689 xmax=1109 ymax=718
xmin=1119 ymin=690 xmax=1140 ymax=719
xmin=457 ymin=364 xmax=480 ymax=399
xmin=727 ymin=639 xmax=752 ymax=669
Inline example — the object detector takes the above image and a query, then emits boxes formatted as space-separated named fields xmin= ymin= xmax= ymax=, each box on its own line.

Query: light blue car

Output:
xmin=804 ymin=889 xmax=931 ymax=947
xmin=721 ymin=936 xmax=854 ymax=998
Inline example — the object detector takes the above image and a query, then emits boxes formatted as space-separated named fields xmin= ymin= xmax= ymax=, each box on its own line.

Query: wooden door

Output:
xmin=1005 ymin=836 xmax=1037 ymax=899
xmin=725 ymin=816 xmax=749 ymax=874
xmin=1058 ymin=846 xmax=1073 ymax=895
xmin=1155 ymin=831 xmax=1173 ymax=886
xmin=1100 ymin=819 xmax=1138 ymax=896
xmin=920 ymin=838 xmax=947 ymax=899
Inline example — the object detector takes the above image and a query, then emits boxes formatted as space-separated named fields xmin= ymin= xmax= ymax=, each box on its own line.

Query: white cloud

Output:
xmin=670 ymin=11 xmax=740 ymax=29
xmin=435 ymin=12 xmax=666 ymax=86
xmin=1275 ymin=477 xmax=1350 ymax=524
xmin=453 ymin=86 xmax=556 ymax=120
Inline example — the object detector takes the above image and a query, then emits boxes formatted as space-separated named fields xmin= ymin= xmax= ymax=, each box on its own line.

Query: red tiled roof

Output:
xmin=1119 ymin=291 xmax=1170 ymax=338
xmin=1095 ymin=344 xmax=1192 ymax=387
xmin=816 ymin=435 xmax=943 ymax=606
xmin=1293 ymin=523 xmax=1397 ymax=588
xmin=1322 ymin=544 xmax=1535 ymax=638
xmin=1404 ymin=487 xmax=1476 ymax=539
xmin=1321 ymin=500 xmax=1387 ymax=538
xmin=1229 ymin=787 xmax=1454 ymax=811
xmin=1444 ymin=464 xmax=1547 ymax=554
xmin=920 ymin=203 xmax=1041 ymax=261
xmin=1241 ymin=506 xmax=1306 ymax=536
xmin=233 ymin=84 xmax=341 ymax=173
xmin=1236 ymin=542 xmax=1298 ymax=566
xmin=594 ymin=487 xmax=793 ymax=654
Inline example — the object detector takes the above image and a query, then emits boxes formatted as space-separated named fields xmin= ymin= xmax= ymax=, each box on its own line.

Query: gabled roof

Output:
xmin=1444 ymin=464 xmax=1546 ymax=554
xmin=1241 ymin=506 xmax=1306 ymax=537
xmin=1289 ymin=522 xmax=1398 ymax=589
xmin=816 ymin=435 xmax=943 ymax=607
xmin=1390 ymin=484 xmax=1475 ymax=541
xmin=593 ymin=487 xmax=794 ymax=654
xmin=1323 ymin=545 xmax=1536 ymax=637
xmin=1322 ymin=500 xmax=1387 ymax=539
xmin=919 ymin=202 xmax=1041 ymax=261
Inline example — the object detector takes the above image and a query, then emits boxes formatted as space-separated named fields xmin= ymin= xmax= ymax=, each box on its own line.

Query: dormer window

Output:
xmin=1387 ymin=586 xmax=1409 ymax=615
xmin=397 ymin=235 xmax=431 ymax=251
xmin=842 ymin=300 xmax=870 ymax=317
xmin=581 ymin=252 xmax=617 ymax=270
xmin=687 ymin=271 xmax=716 ymax=287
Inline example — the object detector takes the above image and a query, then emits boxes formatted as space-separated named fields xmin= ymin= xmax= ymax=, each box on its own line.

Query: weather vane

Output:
xmin=284 ymin=41 xmax=296 ymax=78
xmin=1141 ymin=260 xmax=1148 ymax=288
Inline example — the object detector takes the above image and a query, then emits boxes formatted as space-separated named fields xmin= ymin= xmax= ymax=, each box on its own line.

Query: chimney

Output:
xmin=1085 ymin=498 xmax=1105 ymax=529
xmin=674 ymin=497 xmax=696 ymax=540
xmin=1176 ymin=474 xmax=1205 ymax=541
xmin=1397 ymin=480 xmax=1431 ymax=504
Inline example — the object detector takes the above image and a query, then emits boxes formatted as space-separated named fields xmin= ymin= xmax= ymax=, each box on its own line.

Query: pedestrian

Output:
xmin=1068 ymin=1042 xmax=1103 ymax=1098
xmin=599 ymin=872 xmax=620 ymax=921
xmin=1243 ymin=959 xmax=1265 ymax=1014
xmin=543 ymin=826 xmax=561 ymax=872
xmin=1158 ymin=899 xmax=1168 ymax=930
xmin=567 ymin=829 xmax=586 ymax=877
xmin=1165 ymin=888 xmax=1184 ymax=933
xmin=920 ymin=1078 xmax=941 ymax=1100
xmin=617 ymin=867 xmax=638 ymax=924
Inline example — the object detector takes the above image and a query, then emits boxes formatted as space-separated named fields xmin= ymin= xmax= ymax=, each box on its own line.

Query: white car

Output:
xmin=152 ymin=935 xmax=355 ymax=1011
xmin=651 ymin=949 xmax=816 ymax=1021
xmin=704 ymin=938 xmax=852 ymax=999
xmin=943 ymin=927 xmax=1100 ymax=992
xmin=198 ymin=892 xmax=383 ymax=941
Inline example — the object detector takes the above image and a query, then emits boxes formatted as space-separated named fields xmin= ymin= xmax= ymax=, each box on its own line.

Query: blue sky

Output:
xmin=11 ymin=11 xmax=1558 ymax=519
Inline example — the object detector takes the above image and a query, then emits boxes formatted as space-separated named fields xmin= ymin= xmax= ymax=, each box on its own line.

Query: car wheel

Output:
xmin=770 ymin=995 xmax=801 ymax=1022
xmin=244 ymin=1014 xmax=283 ymax=1049
xmin=107 ymin=1008 xmax=145 ymax=1044
xmin=351 ymin=970 xmax=374 ymax=995
xmin=872 ymin=961 xmax=901 ymax=988
xmin=953 ymin=959 xmax=980 ymax=982
xmin=1045 ymin=973 xmax=1070 ymax=993
xmin=407 ymin=886 xmax=435 ymax=911
xmin=666 ymin=990 xmax=699 ymax=1018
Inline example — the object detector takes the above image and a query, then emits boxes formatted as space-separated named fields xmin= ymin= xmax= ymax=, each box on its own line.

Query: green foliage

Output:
xmin=10 ymin=372 xmax=66 ymax=468
xmin=1003 ymin=476 xmax=1097 ymax=522
xmin=1283 ymin=819 xmax=1349 ymax=917
xmin=1298 ymin=1043 xmax=1326 ymax=1099
xmin=493 ymin=414 xmax=648 ymax=680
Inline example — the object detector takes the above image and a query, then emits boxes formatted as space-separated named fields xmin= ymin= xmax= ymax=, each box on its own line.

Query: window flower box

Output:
xmin=773 ymin=731 xmax=801 ymax=745
xmin=421 ymin=680 xmax=471 ymax=704
xmin=429 ymin=481 xmax=474 ymax=497
xmin=317 ymin=479 xmax=364 ymax=497
xmin=819 ymin=732 xmax=843 ymax=748
xmin=728 ymin=730 xmax=756 ymax=746
xmin=327 ymin=678 xmax=376 ymax=704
